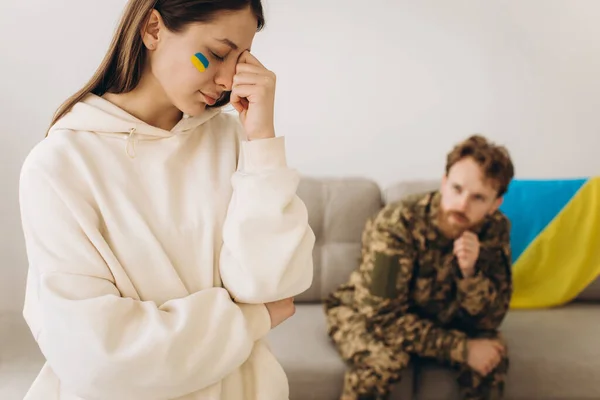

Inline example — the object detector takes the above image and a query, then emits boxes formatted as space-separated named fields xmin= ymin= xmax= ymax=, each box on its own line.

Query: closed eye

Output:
xmin=211 ymin=51 xmax=225 ymax=62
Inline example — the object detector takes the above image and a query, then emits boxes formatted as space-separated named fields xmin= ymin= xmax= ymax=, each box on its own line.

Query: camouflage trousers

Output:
xmin=325 ymin=305 xmax=509 ymax=400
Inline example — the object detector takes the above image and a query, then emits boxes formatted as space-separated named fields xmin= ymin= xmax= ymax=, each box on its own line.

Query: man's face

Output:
xmin=439 ymin=157 xmax=503 ymax=235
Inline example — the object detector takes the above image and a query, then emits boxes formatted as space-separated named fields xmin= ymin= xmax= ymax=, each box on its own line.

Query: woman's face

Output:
xmin=144 ymin=7 xmax=258 ymax=116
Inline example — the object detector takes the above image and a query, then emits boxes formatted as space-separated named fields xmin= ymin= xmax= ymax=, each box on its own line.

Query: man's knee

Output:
xmin=342 ymin=357 xmax=410 ymax=400
xmin=355 ymin=339 xmax=411 ymax=371
xmin=331 ymin=318 xmax=410 ymax=374
xmin=327 ymin=310 xmax=372 ymax=364
xmin=334 ymin=324 xmax=410 ymax=397
xmin=327 ymin=306 xmax=411 ymax=397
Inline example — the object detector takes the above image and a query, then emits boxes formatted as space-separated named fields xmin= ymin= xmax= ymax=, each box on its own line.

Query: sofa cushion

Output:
xmin=267 ymin=304 xmax=414 ymax=400
xmin=578 ymin=276 xmax=600 ymax=301
xmin=413 ymin=303 xmax=600 ymax=400
xmin=295 ymin=177 xmax=383 ymax=302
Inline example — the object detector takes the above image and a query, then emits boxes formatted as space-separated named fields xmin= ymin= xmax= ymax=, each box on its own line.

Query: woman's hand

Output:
xmin=265 ymin=297 xmax=295 ymax=329
xmin=230 ymin=51 xmax=276 ymax=140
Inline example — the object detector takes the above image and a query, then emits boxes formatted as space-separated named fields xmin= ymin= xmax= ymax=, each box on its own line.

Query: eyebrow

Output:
xmin=216 ymin=38 xmax=240 ymax=51
xmin=453 ymin=182 xmax=488 ymax=199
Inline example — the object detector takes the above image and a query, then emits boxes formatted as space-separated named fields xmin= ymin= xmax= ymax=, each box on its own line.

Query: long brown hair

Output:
xmin=47 ymin=0 xmax=264 ymax=136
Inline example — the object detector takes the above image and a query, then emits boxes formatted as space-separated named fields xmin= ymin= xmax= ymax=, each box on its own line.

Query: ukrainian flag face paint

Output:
xmin=191 ymin=52 xmax=210 ymax=72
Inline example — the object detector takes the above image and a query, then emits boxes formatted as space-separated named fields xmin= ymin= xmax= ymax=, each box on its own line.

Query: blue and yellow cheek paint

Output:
xmin=191 ymin=52 xmax=210 ymax=72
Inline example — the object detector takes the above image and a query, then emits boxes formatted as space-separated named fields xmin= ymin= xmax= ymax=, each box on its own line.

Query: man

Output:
xmin=324 ymin=135 xmax=515 ymax=400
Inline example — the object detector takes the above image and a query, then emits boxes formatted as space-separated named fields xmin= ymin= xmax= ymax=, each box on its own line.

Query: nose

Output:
xmin=214 ymin=60 xmax=237 ymax=92
xmin=457 ymin=195 xmax=469 ymax=212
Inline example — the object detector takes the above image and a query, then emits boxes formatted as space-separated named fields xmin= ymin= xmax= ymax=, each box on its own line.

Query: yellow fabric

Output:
xmin=510 ymin=177 xmax=600 ymax=309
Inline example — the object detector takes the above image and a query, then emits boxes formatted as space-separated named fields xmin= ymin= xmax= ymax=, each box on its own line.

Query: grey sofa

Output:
xmin=2 ymin=177 xmax=600 ymax=400
xmin=267 ymin=177 xmax=600 ymax=400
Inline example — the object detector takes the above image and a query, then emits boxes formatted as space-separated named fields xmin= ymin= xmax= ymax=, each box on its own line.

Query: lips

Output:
xmin=449 ymin=212 xmax=468 ymax=224
xmin=203 ymin=93 xmax=217 ymax=105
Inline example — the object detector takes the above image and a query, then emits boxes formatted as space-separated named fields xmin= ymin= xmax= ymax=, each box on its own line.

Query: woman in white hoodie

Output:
xmin=18 ymin=1 xmax=315 ymax=399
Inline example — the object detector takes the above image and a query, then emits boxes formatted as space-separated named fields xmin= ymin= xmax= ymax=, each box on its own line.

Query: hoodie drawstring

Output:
xmin=126 ymin=128 xmax=137 ymax=158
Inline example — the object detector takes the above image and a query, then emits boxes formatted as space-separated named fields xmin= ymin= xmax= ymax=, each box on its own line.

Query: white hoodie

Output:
xmin=18 ymin=94 xmax=315 ymax=400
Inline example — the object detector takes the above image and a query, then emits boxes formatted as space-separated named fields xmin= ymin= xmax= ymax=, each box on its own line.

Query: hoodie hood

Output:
xmin=49 ymin=94 xmax=223 ymax=157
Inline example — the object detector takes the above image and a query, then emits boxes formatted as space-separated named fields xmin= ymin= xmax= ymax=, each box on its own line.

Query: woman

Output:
xmin=18 ymin=1 xmax=315 ymax=399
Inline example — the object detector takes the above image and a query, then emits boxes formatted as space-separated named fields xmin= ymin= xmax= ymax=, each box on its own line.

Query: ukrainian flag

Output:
xmin=499 ymin=176 xmax=600 ymax=309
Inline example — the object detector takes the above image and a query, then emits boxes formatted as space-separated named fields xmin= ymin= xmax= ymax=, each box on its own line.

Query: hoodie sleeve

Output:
xmin=219 ymin=134 xmax=315 ymax=303
xmin=19 ymin=163 xmax=272 ymax=400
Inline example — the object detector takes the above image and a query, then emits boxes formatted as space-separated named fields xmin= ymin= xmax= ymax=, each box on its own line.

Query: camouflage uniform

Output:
xmin=324 ymin=191 xmax=512 ymax=400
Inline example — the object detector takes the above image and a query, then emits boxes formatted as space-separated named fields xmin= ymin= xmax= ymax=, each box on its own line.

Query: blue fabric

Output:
xmin=499 ymin=178 xmax=588 ymax=263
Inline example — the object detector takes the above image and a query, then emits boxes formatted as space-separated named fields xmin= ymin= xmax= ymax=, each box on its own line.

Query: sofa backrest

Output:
xmin=294 ymin=177 xmax=383 ymax=303
xmin=383 ymin=179 xmax=440 ymax=205
xmin=297 ymin=176 xmax=600 ymax=304
xmin=383 ymin=178 xmax=600 ymax=303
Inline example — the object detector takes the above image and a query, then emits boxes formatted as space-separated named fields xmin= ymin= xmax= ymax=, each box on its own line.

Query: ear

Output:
xmin=141 ymin=9 xmax=163 ymax=50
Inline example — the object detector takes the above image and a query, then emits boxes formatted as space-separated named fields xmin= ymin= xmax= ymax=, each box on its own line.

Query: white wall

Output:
xmin=1 ymin=0 xmax=599 ymax=312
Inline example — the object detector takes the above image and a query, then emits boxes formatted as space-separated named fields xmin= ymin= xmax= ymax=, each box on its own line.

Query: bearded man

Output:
xmin=325 ymin=135 xmax=515 ymax=400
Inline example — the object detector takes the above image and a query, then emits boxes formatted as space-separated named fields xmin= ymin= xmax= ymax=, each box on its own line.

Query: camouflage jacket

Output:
xmin=326 ymin=191 xmax=512 ymax=365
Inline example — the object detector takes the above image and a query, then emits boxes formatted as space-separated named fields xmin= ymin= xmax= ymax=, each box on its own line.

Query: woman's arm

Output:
xmin=19 ymin=164 xmax=271 ymax=400
xmin=218 ymin=51 xmax=315 ymax=303
xmin=219 ymin=136 xmax=315 ymax=303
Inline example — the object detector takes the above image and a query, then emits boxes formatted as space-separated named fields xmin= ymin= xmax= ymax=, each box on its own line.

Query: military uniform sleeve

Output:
xmin=355 ymin=205 xmax=469 ymax=366
xmin=456 ymin=215 xmax=513 ymax=331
